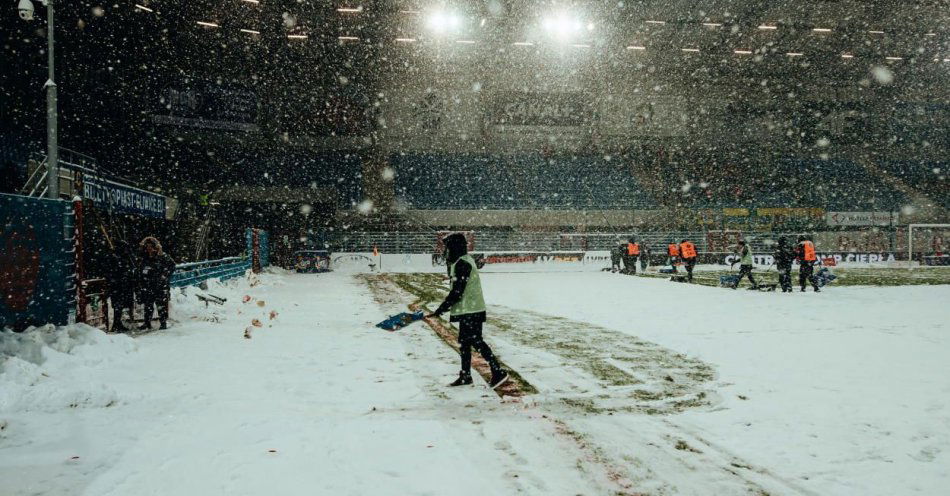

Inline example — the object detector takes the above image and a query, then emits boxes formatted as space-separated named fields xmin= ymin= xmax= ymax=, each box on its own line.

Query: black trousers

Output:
xmin=621 ymin=255 xmax=634 ymax=274
xmin=110 ymin=289 xmax=134 ymax=329
xmin=611 ymin=256 xmax=621 ymax=272
xmin=458 ymin=319 xmax=501 ymax=376
xmin=684 ymin=258 xmax=697 ymax=281
xmin=733 ymin=264 xmax=757 ymax=288
xmin=777 ymin=264 xmax=792 ymax=291
xmin=141 ymin=289 xmax=170 ymax=324
xmin=799 ymin=263 xmax=819 ymax=290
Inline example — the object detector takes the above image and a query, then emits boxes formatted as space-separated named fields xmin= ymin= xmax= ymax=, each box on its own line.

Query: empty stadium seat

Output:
xmin=393 ymin=154 xmax=657 ymax=210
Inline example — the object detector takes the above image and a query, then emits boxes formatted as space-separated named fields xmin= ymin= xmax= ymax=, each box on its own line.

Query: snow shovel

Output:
xmin=376 ymin=311 xmax=425 ymax=331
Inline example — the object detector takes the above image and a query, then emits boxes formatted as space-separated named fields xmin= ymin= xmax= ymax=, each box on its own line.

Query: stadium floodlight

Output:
xmin=542 ymin=14 xmax=590 ymax=42
xmin=17 ymin=0 xmax=34 ymax=20
xmin=427 ymin=11 xmax=461 ymax=33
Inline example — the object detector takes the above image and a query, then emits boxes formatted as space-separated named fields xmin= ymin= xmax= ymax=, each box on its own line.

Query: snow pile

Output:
xmin=0 ymin=324 xmax=137 ymax=413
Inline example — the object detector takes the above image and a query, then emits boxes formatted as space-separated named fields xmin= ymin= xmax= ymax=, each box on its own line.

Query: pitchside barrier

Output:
xmin=329 ymin=249 xmax=919 ymax=274
xmin=331 ymin=230 xmax=945 ymax=258
xmin=0 ymin=193 xmax=74 ymax=331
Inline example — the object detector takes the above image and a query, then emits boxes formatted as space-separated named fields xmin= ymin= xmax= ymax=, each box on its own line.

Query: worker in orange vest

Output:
xmin=667 ymin=242 xmax=680 ymax=272
xmin=679 ymin=239 xmax=698 ymax=282
xmin=623 ymin=237 xmax=641 ymax=275
xmin=796 ymin=235 xmax=821 ymax=292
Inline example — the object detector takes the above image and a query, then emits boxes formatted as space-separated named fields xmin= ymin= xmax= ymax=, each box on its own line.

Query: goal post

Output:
xmin=907 ymin=224 xmax=950 ymax=267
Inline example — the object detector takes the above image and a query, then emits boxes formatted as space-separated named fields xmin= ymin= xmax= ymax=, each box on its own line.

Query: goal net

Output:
xmin=906 ymin=224 xmax=950 ymax=266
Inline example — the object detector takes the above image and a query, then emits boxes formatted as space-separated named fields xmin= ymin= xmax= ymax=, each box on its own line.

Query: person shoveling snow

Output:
xmin=426 ymin=233 xmax=509 ymax=389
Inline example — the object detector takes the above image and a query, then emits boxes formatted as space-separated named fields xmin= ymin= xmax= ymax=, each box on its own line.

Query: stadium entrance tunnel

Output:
xmin=209 ymin=189 xmax=338 ymax=268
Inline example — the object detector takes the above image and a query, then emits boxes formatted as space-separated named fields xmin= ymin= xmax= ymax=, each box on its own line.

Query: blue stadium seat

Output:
xmin=392 ymin=154 xmax=657 ymax=210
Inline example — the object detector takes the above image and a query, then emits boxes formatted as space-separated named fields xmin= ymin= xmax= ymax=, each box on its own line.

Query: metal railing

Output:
xmin=171 ymin=256 xmax=251 ymax=288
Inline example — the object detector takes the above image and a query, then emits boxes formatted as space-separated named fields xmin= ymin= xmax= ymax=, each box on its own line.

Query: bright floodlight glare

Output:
xmin=427 ymin=11 xmax=460 ymax=33
xmin=543 ymin=14 xmax=585 ymax=40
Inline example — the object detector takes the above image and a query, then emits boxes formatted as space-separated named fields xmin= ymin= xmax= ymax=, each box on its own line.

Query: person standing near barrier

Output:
xmin=731 ymin=240 xmax=758 ymax=289
xmin=138 ymin=237 xmax=176 ymax=330
xmin=667 ymin=242 xmax=680 ymax=272
xmin=107 ymin=239 xmax=138 ymax=332
xmin=796 ymin=235 xmax=820 ymax=293
xmin=773 ymin=236 xmax=795 ymax=293
xmin=427 ymin=232 xmax=509 ymax=389
xmin=625 ymin=237 xmax=640 ymax=275
xmin=610 ymin=242 xmax=623 ymax=273
xmin=679 ymin=239 xmax=698 ymax=282
xmin=640 ymin=244 xmax=651 ymax=272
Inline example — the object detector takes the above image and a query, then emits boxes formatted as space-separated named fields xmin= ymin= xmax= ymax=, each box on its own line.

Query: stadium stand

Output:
xmin=669 ymin=158 xmax=907 ymax=211
xmin=231 ymin=151 xmax=363 ymax=208
xmin=879 ymin=161 xmax=949 ymax=209
xmin=393 ymin=154 xmax=657 ymax=210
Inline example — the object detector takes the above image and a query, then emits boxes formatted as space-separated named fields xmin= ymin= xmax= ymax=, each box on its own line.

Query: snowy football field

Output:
xmin=2 ymin=270 xmax=948 ymax=495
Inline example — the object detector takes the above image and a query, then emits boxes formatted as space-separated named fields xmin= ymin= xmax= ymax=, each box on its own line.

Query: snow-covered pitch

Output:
xmin=1 ymin=269 xmax=947 ymax=495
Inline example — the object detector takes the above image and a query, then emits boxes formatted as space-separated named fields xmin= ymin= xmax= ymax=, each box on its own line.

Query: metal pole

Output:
xmin=45 ymin=0 xmax=59 ymax=199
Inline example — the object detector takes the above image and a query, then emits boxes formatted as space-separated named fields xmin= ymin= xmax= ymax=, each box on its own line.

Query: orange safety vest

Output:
xmin=802 ymin=240 xmax=816 ymax=262
xmin=627 ymin=243 xmax=640 ymax=256
xmin=680 ymin=241 xmax=697 ymax=259
xmin=668 ymin=243 xmax=679 ymax=257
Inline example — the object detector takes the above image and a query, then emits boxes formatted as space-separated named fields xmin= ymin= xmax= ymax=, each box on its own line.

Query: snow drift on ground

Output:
xmin=1 ymin=268 xmax=947 ymax=496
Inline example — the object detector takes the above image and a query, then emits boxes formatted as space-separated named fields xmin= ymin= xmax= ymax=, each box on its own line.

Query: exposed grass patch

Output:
xmin=363 ymin=272 xmax=715 ymax=413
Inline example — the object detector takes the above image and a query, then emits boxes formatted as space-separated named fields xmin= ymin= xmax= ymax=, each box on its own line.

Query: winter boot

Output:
xmin=139 ymin=321 xmax=151 ymax=330
xmin=159 ymin=321 xmax=168 ymax=330
xmin=489 ymin=370 xmax=509 ymax=390
xmin=449 ymin=371 xmax=473 ymax=387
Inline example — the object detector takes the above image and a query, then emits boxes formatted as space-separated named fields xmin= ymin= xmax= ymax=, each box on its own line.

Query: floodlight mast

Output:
xmin=17 ymin=0 xmax=59 ymax=199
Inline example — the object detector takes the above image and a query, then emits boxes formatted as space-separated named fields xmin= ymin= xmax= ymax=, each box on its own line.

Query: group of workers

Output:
xmin=730 ymin=235 xmax=821 ymax=292
xmin=611 ymin=235 xmax=823 ymax=293
xmin=612 ymin=238 xmax=698 ymax=280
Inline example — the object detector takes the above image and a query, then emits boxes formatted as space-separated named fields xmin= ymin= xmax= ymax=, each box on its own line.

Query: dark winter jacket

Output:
xmin=434 ymin=233 xmax=486 ymax=323
xmin=106 ymin=241 xmax=138 ymax=291
xmin=611 ymin=244 xmax=623 ymax=264
xmin=774 ymin=238 xmax=796 ymax=268
xmin=140 ymin=252 xmax=176 ymax=295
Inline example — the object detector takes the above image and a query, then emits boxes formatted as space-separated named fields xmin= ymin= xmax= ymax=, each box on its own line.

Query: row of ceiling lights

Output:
xmin=130 ymin=4 xmax=946 ymax=61
xmin=185 ymin=20 xmax=949 ymax=62
xmin=131 ymin=3 xmax=943 ymax=40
